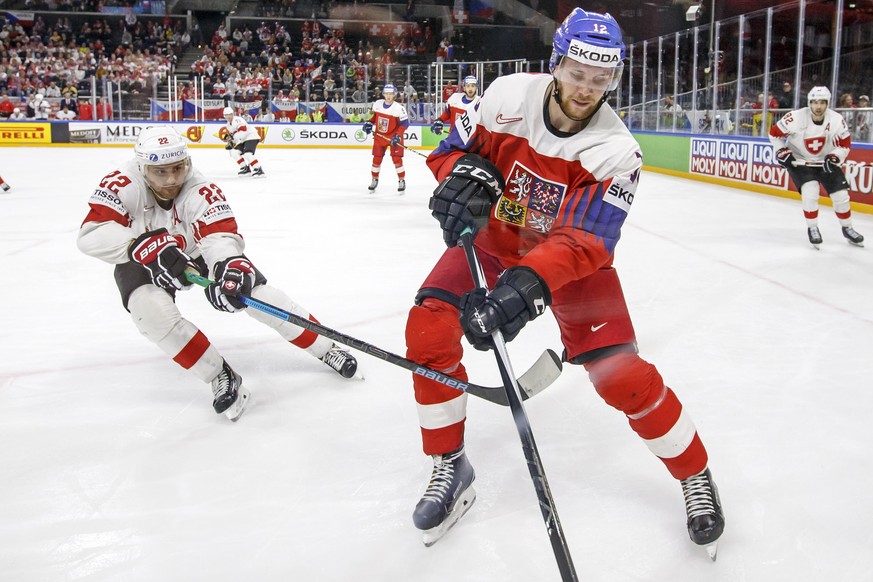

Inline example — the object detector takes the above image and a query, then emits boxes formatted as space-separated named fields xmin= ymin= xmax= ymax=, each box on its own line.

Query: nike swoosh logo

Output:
xmin=591 ymin=322 xmax=608 ymax=332
xmin=496 ymin=113 xmax=523 ymax=124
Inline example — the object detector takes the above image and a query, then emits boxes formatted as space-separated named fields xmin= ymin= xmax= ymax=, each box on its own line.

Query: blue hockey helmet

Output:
xmin=383 ymin=83 xmax=397 ymax=94
xmin=549 ymin=8 xmax=625 ymax=91
xmin=463 ymin=75 xmax=478 ymax=86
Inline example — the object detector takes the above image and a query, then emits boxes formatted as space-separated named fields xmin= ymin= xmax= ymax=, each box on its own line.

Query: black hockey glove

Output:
xmin=362 ymin=121 xmax=373 ymax=134
xmin=431 ymin=119 xmax=444 ymax=135
xmin=429 ymin=154 xmax=504 ymax=248
xmin=390 ymin=134 xmax=402 ymax=146
xmin=205 ymin=256 xmax=257 ymax=313
xmin=129 ymin=228 xmax=199 ymax=291
xmin=775 ymin=147 xmax=795 ymax=168
xmin=459 ymin=267 xmax=551 ymax=351
xmin=823 ymin=154 xmax=841 ymax=173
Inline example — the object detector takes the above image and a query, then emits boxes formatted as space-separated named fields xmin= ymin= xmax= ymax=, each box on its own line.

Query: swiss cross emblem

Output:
xmin=805 ymin=137 xmax=825 ymax=154
xmin=495 ymin=162 xmax=566 ymax=234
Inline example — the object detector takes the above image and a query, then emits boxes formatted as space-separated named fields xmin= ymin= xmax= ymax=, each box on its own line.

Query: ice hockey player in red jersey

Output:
xmin=404 ymin=7 xmax=725 ymax=558
xmin=223 ymin=106 xmax=266 ymax=177
xmin=431 ymin=75 xmax=480 ymax=136
xmin=361 ymin=84 xmax=409 ymax=194
xmin=769 ymin=86 xmax=864 ymax=248
xmin=77 ymin=126 xmax=357 ymax=421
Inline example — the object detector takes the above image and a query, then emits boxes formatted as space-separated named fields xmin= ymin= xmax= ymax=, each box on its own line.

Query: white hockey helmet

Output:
xmin=35 ymin=93 xmax=44 ymax=101
xmin=135 ymin=125 xmax=189 ymax=167
xmin=383 ymin=83 xmax=397 ymax=94
xmin=222 ymin=106 xmax=234 ymax=116
xmin=808 ymin=86 xmax=831 ymax=106
xmin=463 ymin=75 xmax=478 ymax=87
xmin=134 ymin=126 xmax=191 ymax=198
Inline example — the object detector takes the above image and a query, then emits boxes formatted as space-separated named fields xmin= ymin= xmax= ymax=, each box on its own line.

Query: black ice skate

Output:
xmin=238 ymin=166 xmax=251 ymax=176
xmin=321 ymin=345 xmax=358 ymax=378
xmin=368 ymin=177 xmax=379 ymax=193
xmin=211 ymin=360 xmax=250 ymax=421
xmin=398 ymin=179 xmax=406 ymax=194
xmin=681 ymin=467 xmax=725 ymax=561
xmin=807 ymin=226 xmax=823 ymax=249
xmin=413 ymin=447 xmax=476 ymax=547
xmin=251 ymin=167 xmax=265 ymax=178
xmin=842 ymin=226 xmax=864 ymax=247
xmin=0 ymin=182 xmax=10 ymax=192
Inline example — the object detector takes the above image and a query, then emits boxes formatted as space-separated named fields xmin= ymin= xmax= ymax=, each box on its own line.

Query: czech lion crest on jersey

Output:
xmin=495 ymin=161 xmax=566 ymax=233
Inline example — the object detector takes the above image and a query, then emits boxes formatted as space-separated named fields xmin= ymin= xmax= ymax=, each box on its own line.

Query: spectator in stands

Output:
xmin=854 ymin=95 xmax=871 ymax=143
xmin=0 ymin=92 xmax=14 ymax=118
xmin=295 ymin=107 xmax=311 ymax=122
xmin=56 ymin=104 xmax=77 ymax=120
xmin=256 ymin=102 xmax=275 ymax=122
xmin=403 ymin=80 xmax=419 ymax=104
xmin=351 ymin=81 xmax=366 ymax=103
xmin=9 ymin=107 xmax=26 ymax=120
xmin=96 ymin=97 xmax=112 ymax=121
xmin=78 ymin=99 xmax=94 ymax=121
xmin=779 ymin=81 xmax=794 ymax=110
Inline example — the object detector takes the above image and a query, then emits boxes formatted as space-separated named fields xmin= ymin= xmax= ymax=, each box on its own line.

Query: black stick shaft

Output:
xmin=459 ymin=232 xmax=578 ymax=582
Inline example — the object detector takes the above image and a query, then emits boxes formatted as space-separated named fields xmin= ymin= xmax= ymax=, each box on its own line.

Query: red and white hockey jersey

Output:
xmin=437 ymin=92 xmax=481 ymax=128
xmin=769 ymin=107 xmax=851 ymax=164
xmin=370 ymin=99 xmax=409 ymax=143
xmin=427 ymin=73 xmax=642 ymax=293
xmin=77 ymin=160 xmax=244 ymax=271
xmin=225 ymin=115 xmax=260 ymax=145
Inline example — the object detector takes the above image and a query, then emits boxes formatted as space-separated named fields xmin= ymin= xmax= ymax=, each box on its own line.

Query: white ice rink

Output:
xmin=2 ymin=143 xmax=872 ymax=582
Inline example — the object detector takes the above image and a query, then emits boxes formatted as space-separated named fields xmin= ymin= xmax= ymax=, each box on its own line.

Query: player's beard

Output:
xmin=551 ymin=79 xmax=603 ymax=126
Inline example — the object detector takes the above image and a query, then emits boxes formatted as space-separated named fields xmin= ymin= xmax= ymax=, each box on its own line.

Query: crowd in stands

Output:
xmin=0 ymin=11 xmax=181 ymax=119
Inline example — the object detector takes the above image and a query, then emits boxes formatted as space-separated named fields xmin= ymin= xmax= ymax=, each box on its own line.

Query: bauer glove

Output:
xmin=390 ymin=134 xmax=401 ymax=146
xmin=823 ymin=154 xmax=841 ymax=173
xmin=774 ymin=147 xmax=795 ymax=168
xmin=459 ymin=267 xmax=551 ymax=351
xmin=129 ymin=228 xmax=199 ymax=291
xmin=430 ymin=120 xmax=444 ymax=135
xmin=206 ymin=256 xmax=257 ymax=313
xmin=362 ymin=121 xmax=373 ymax=134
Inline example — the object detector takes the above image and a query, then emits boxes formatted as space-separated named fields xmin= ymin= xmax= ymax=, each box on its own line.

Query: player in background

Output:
xmin=0 ymin=174 xmax=10 ymax=192
xmin=430 ymin=75 xmax=480 ymax=136
xmin=77 ymin=126 xmax=357 ymax=422
xmin=223 ymin=106 xmax=265 ymax=177
xmin=770 ymin=86 xmax=864 ymax=248
xmin=404 ymin=8 xmax=725 ymax=558
xmin=361 ymin=84 xmax=409 ymax=194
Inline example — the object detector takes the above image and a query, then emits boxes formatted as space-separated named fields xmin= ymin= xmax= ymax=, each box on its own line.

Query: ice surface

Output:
xmin=1 ymin=145 xmax=872 ymax=582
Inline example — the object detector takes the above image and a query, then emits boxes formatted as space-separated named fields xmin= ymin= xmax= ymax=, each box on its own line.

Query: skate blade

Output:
xmin=225 ymin=386 xmax=251 ymax=422
xmin=705 ymin=542 xmax=718 ymax=561
xmin=421 ymin=487 xmax=476 ymax=547
xmin=810 ymin=243 xmax=820 ymax=250
xmin=847 ymin=240 xmax=865 ymax=248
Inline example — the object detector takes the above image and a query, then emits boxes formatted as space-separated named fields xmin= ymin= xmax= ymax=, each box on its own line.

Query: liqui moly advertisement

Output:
xmin=689 ymin=136 xmax=873 ymax=206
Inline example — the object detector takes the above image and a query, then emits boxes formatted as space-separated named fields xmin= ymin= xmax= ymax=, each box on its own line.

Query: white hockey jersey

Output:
xmin=225 ymin=115 xmax=260 ymax=145
xmin=77 ymin=160 xmax=244 ymax=271
xmin=769 ymin=107 xmax=851 ymax=164
xmin=438 ymin=92 xmax=481 ymax=128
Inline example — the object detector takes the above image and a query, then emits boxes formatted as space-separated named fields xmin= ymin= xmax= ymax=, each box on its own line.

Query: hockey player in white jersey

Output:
xmin=770 ymin=86 xmax=864 ymax=248
xmin=77 ymin=126 xmax=357 ymax=421
xmin=431 ymin=75 xmax=480 ymax=136
xmin=223 ymin=106 xmax=265 ymax=177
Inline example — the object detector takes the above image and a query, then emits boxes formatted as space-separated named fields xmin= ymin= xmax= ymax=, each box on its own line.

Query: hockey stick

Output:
xmin=185 ymin=271 xmax=562 ymax=406
xmin=459 ymin=231 xmax=578 ymax=582
xmin=373 ymin=131 xmax=430 ymax=159
xmin=791 ymin=159 xmax=824 ymax=167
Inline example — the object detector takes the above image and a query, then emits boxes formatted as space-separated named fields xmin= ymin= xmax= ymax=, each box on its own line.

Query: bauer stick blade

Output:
xmin=185 ymin=271 xmax=561 ymax=406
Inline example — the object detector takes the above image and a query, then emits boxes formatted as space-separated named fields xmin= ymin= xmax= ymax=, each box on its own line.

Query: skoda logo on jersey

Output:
xmin=567 ymin=39 xmax=622 ymax=67
xmin=149 ymin=154 xmax=159 ymax=162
